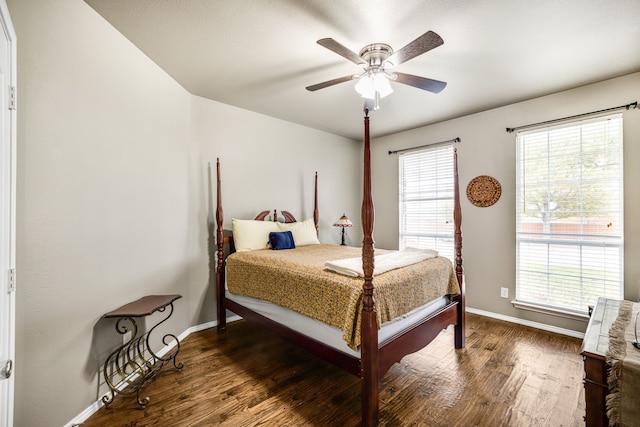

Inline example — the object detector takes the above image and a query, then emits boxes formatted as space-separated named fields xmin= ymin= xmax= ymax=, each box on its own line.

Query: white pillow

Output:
xmin=231 ymin=219 xmax=279 ymax=252
xmin=277 ymin=218 xmax=320 ymax=246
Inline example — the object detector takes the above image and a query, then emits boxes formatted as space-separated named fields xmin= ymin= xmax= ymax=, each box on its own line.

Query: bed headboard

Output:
xmin=254 ymin=210 xmax=297 ymax=223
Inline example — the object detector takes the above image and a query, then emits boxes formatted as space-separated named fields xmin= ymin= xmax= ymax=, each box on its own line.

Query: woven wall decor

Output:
xmin=466 ymin=175 xmax=501 ymax=207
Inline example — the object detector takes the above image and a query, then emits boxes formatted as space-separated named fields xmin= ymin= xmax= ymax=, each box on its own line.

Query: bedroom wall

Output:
xmin=8 ymin=0 xmax=194 ymax=426
xmin=191 ymin=95 xmax=361 ymax=243
xmin=370 ymin=71 xmax=640 ymax=333
xmin=8 ymin=1 xmax=362 ymax=426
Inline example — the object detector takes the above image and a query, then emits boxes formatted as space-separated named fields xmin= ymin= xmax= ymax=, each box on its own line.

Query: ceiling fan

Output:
xmin=306 ymin=30 xmax=447 ymax=109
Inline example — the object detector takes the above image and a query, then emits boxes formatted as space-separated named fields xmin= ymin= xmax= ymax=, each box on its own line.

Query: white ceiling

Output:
xmin=84 ymin=0 xmax=640 ymax=141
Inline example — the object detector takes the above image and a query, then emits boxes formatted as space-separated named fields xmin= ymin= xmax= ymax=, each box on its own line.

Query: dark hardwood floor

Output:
xmin=82 ymin=313 xmax=585 ymax=426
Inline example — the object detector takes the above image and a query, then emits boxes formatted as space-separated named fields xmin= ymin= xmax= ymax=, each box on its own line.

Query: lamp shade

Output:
xmin=333 ymin=214 xmax=353 ymax=227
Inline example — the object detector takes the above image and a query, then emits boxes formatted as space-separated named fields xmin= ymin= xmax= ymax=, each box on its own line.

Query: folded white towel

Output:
xmin=324 ymin=247 xmax=439 ymax=277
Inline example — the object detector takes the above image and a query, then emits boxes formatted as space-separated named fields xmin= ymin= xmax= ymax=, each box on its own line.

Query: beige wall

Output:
xmin=8 ymin=0 xmax=360 ymax=426
xmin=191 ymin=95 xmax=361 ymax=246
xmin=371 ymin=72 xmax=640 ymax=332
xmin=10 ymin=0 xmax=193 ymax=425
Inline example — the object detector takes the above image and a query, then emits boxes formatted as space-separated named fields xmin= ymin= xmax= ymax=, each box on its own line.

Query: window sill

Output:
xmin=511 ymin=300 xmax=590 ymax=322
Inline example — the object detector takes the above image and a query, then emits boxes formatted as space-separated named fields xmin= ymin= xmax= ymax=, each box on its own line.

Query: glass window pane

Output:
xmin=515 ymin=114 xmax=623 ymax=313
xmin=399 ymin=144 xmax=454 ymax=263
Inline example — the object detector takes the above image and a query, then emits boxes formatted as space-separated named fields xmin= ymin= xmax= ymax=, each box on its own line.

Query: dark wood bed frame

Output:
xmin=215 ymin=109 xmax=465 ymax=427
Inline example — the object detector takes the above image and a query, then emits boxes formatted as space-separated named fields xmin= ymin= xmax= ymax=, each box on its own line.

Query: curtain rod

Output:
xmin=388 ymin=137 xmax=460 ymax=155
xmin=506 ymin=101 xmax=637 ymax=133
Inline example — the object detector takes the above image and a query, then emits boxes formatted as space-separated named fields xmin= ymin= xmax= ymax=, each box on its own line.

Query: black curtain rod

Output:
xmin=388 ymin=137 xmax=461 ymax=155
xmin=506 ymin=101 xmax=637 ymax=133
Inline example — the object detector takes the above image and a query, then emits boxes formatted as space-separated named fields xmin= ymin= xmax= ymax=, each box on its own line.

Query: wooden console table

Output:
xmin=581 ymin=297 xmax=620 ymax=427
xmin=102 ymin=294 xmax=183 ymax=408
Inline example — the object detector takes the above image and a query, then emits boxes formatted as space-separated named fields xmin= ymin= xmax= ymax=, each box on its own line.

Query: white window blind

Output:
xmin=399 ymin=143 xmax=455 ymax=261
xmin=516 ymin=114 xmax=624 ymax=314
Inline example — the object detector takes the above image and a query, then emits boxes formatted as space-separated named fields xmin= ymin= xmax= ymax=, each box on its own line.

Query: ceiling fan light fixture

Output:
xmin=373 ymin=73 xmax=393 ymax=98
xmin=354 ymin=75 xmax=375 ymax=99
xmin=355 ymin=72 xmax=393 ymax=100
xmin=308 ymin=31 xmax=446 ymax=106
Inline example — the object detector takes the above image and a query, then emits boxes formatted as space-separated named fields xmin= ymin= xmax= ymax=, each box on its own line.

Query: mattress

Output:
xmin=225 ymin=290 xmax=449 ymax=357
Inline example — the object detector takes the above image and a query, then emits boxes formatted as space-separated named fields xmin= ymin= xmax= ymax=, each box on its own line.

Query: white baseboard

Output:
xmin=466 ymin=306 xmax=585 ymax=339
xmin=65 ymin=315 xmax=242 ymax=427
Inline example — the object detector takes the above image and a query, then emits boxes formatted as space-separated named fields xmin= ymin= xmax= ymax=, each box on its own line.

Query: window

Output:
xmin=398 ymin=143 xmax=455 ymax=261
xmin=515 ymin=114 xmax=623 ymax=315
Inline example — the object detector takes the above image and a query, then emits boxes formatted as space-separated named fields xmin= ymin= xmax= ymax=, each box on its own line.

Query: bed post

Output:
xmin=216 ymin=158 xmax=227 ymax=331
xmin=360 ymin=109 xmax=378 ymax=427
xmin=314 ymin=171 xmax=319 ymax=234
xmin=453 ymin=148 xmax=465 ymax=348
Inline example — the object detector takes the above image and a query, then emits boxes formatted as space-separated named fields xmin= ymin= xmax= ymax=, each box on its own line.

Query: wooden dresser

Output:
xmin=581 ymin=297 xmax=621 ymax=427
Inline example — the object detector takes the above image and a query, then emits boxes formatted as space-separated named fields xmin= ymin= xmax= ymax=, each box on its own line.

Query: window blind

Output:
xmin=399 ymin=143 xmax=455 ymax=261
xmin=515 ymin=114 xmax=624 ymax=314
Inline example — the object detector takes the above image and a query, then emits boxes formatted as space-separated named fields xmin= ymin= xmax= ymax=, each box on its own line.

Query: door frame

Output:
xmin=0 ymin=1 xmax=16 ymax=426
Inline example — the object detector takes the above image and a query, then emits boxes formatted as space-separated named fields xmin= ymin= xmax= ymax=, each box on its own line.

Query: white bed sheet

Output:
xmin=225 ymin=290 xmax=449 ymax=357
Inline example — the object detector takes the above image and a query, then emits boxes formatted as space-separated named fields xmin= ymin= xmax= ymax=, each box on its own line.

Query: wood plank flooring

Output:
xmin=82 ymin=313 xmax=585 ymax=426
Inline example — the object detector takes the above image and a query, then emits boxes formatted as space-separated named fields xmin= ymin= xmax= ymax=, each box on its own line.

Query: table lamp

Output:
xmin=333 ymin=214 xmax=353 ymax=246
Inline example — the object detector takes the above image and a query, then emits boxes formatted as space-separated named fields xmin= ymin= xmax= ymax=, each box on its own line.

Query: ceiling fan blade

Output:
xmin=393 ymin=72 xmax=447 ymax=93
xmin=305 ymin=75 xmax=355 ymax=91
xmin=385 ymin=31 xmax=444 ymax=67
xmin=317 ymin=38 xmax=366 ymax=66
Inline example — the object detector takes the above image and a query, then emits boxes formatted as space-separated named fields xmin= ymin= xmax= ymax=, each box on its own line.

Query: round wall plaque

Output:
xmin=466 ymin=175 xmax=501 ymax=207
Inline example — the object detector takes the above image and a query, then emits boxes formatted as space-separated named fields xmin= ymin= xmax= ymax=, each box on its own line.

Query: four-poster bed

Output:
xmin=215 ymin=109 xmax=465 ymax=426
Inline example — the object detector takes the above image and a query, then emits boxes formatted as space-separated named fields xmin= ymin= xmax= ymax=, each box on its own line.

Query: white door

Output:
xmin=0 ymin=1 xmax=15 ymax=426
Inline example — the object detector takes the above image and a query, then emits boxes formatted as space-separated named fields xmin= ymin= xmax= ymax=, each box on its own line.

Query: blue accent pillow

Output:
xmin=269 ymin=231 xmax=296 ymax=250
